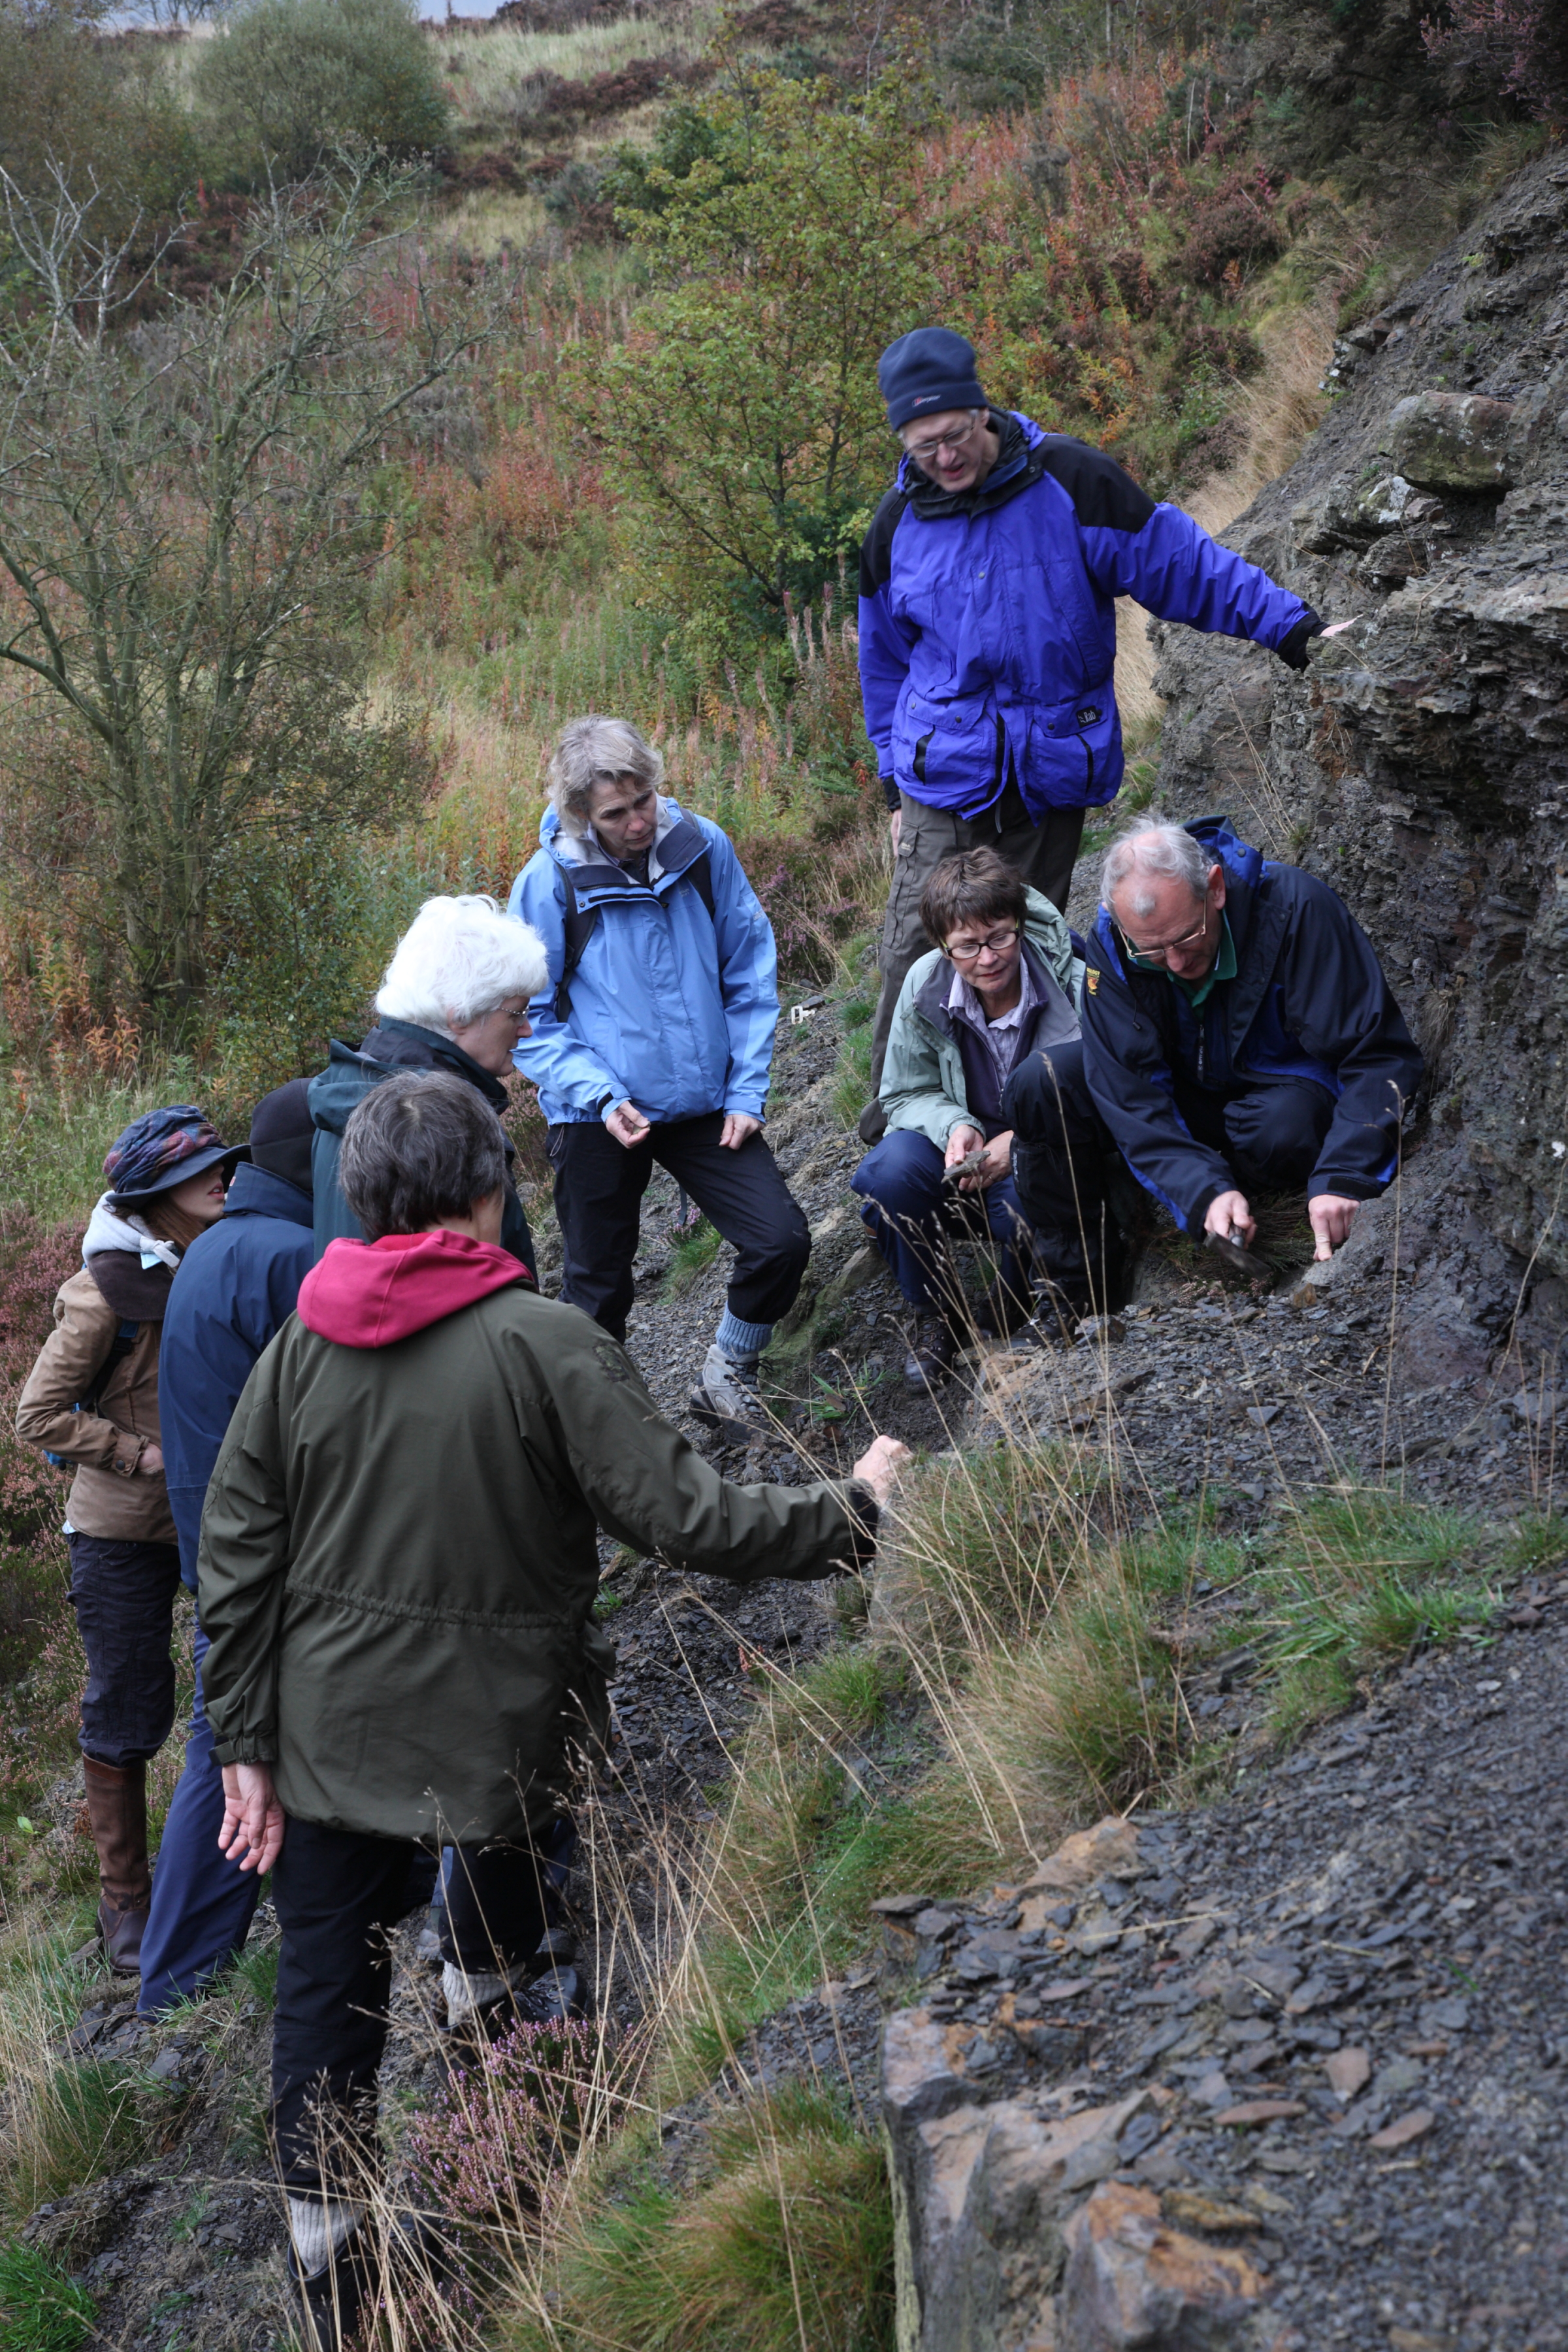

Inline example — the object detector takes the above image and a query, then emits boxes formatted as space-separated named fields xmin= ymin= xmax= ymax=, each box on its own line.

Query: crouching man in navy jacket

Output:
xmin=1083 ymin=817 xmax=1422 ymax=1262
xmin=857 ymin=325 xmax=1333 ymax=1137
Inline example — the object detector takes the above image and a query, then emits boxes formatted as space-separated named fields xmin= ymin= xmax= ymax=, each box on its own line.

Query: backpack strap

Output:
xmin=553 ymin=864 xmax=597 ymax=1025
xmin=81 ymin=1319 xmax=139 ymax=1416
xmin=44 ymin=1319 xmax=139 ymax=1466
xmin=552 ymin=850 xmax=715 ymax=1022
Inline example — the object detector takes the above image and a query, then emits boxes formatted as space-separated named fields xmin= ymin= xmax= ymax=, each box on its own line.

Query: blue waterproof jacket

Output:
xmin=509 ymin=800 xmax=779 ymax=1127
xmin=157 ymin=1162 xmax=314 ymax=1590
xmin=858 ymin=412 xmax=1318 ymax=819
xmin=1081 ymin=817 xmax=1423 ymax=1236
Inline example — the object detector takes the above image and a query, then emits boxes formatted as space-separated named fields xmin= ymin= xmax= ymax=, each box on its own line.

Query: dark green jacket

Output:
xmin=307 ymin=1020 xmax=535 ymax=1269
xmin=198 ymin=1292 xmax=872 ymax=1842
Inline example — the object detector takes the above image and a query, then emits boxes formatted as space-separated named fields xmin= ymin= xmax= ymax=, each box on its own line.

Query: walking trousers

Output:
xmin=548 ymin=1111 xmax=809 ymax=1345
xmin=67 ymin=1533 xmax=182 ymax=1769
xmin=138 ymin=1619 xmax=261 ymax=2016
xmin=270 ymin=1818 xmax=561 ymax=2197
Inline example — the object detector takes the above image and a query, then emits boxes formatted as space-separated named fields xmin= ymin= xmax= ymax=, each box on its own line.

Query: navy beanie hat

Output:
xmin=877 ymin=327 xmax=987 ymax=431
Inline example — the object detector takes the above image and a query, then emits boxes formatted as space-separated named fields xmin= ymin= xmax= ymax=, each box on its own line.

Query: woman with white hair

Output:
xmin=508 ymin=715 xmax=810 ymax=1441
xmin=306 ymin=894 xmax=549 ymax=1269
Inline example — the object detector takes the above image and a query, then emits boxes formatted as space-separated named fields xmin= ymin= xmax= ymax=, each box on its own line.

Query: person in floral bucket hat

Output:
xmin=16 ymin=1105 xmax=244 ymax=1973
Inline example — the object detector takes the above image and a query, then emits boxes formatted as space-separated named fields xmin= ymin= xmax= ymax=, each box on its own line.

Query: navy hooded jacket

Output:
xmin=157 ymin=1162 xmax=315 ymax=1589
xmin=1081 ymin=819 xmax=1423 ymax=1236
xmin=858 ymin=412 xmax=1318 ymax=820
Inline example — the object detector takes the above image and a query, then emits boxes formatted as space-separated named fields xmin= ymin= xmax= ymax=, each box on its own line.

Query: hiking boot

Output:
xmin=82 ymin=1757 xmax=150 ymax=1976
xmin=287 ymin=2207 xmax=372 ymax=2352
xmin=903 ymin=1315 xmax=956 ymax=1394
xmin=436 ymin=1954 xmax=590 ymax=2080
xmin=690 ymin=1344 xmax=766 ymax=1443
xmin=1025 ymin=1279 xmax=1087 ymax=1347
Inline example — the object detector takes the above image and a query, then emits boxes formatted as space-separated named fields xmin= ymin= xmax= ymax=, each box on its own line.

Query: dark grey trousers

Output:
xmin=867 ymin=783 xmax=1087 ymax=1096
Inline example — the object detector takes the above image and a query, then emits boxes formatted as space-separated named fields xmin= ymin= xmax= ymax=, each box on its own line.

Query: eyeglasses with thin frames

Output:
xmin=1111 ymin=908 xmax=1212 ymax=969
xmin=904 ymin=414 xmax=984 ymax=466
xmin=946 ymin=927 xmax=1019 ymax=964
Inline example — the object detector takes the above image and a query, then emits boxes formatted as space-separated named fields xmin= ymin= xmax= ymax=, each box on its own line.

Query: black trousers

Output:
xmin=1002 ymin=1038 xmax=1112 ymax=1303
xmin=548 ymin=1113 xmax=810 ymax=1345
xmin=1173 ymin=1077 xmax=1335 ymax=1198
xmin=270 ymin=1818 xmax=557 ymax=2196
xmin=67 ymin=1533 xmax=182 ymax=1768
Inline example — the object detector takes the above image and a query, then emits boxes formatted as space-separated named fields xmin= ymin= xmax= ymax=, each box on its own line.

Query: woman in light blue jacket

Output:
xmin=509 ymin=717 xmax=809 ymax=1439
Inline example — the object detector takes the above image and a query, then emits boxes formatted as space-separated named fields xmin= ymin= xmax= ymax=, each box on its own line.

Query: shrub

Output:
xmin=193 ymin=0 xmax=450 ymax=184
xmin=1422 ymin=0 xmax=1568 ymax=124
xmin=570 ymin=63 xmax=950 ymax=636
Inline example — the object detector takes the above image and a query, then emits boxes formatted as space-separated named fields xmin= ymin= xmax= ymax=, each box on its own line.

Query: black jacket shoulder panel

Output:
xmin=859 ymin=485 xmax=909 ymax=597
xmin=1034 ymin=437 xmax=1158 ymax=534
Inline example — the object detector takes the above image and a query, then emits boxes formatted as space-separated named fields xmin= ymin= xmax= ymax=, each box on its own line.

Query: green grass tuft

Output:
xmin=504 ymin=2086 xmax=893 ymax=2352
xmin=664 ymin=1217 xmax=723 ymax=1296
xmin=1258 ymin=1487 xmax=1496 ymax=1738
xmin=0 ymin=2243 xmax=95 ymax=2352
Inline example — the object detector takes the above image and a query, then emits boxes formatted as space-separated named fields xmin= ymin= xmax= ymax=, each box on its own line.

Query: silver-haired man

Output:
xmin=1081 ymin=814 xmax=1422 ymax=1260
xmin=508 ymin=716 xmax=809 ymax=1439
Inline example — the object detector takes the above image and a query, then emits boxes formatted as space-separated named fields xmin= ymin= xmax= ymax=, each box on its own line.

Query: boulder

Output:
xmin=883 ymin=2001 xmax=1156 ymax=2352
xmin=1060 ymin=2180 xmax=1269 ymax=2351
xmin=1386 ymin=390 xmax=1518 ymax=489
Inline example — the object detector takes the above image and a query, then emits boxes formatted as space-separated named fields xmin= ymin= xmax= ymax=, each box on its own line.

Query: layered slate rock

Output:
xmin=1143 ymin=144 xmax=1568 ymax=1379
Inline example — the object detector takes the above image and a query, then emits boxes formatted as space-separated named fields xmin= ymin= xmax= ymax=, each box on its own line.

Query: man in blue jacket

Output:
xmin=511 ymin=716 xmax=809 ymax=1439
xmin=857 ymin=325 xmax=1330 ymax=1135
xmin=137 ymin=1080 xmax=317 ymax=2015
xmin=1080 ymin=817 xmax=1422 ymax=1261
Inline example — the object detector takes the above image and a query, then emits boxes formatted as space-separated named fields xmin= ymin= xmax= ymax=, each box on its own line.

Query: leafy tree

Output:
xmin=0 ymin=0 xmax=199 ymax=225
xmin=568 ymin=65 xmax=953 ymax=638
xmin=192 ymin=0 xmax=449 ymax=188
xmin=0 ymin=159 xmax=485 ymax=1026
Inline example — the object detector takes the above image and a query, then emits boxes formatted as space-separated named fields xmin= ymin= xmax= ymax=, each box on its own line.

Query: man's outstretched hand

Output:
xmin=853 ymin=1434 xmax=911 ymax=1509
xmin=1203 ymin=1190 xmax=1257 ymax=1249
xmin=219 ymin=1762 xmax=285 ymax=1874
xmin=1308 ymin=1192 xmax=1361 ymax=1260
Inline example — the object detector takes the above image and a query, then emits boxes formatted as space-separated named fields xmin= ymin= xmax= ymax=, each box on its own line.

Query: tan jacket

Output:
xmin=15 ymin=1268 xmax=175 ymax=1543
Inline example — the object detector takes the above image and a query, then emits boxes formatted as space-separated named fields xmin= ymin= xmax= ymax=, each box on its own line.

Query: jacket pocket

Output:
xmin=895 ymin=703 xmax=998 ymax=806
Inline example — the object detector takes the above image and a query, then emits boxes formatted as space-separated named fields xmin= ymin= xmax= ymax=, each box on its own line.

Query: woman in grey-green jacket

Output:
xmin=202 ymin=1070 xmax=904 ymax=2349
xmin=851 ymin=847 xmax=1110 ymax=1388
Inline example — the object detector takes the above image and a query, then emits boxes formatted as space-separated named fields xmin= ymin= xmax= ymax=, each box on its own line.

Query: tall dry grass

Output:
xmin=1113 ymin=297 xmax=1336 ymax=737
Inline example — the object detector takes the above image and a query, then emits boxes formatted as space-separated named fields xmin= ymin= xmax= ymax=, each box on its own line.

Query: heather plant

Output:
xmin=406 ymin=2017 xmax=602 ymax=2243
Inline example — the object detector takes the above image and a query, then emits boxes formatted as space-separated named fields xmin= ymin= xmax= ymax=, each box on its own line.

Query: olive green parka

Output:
xmin=199 ymin=1289 xmax=871 ymax=1843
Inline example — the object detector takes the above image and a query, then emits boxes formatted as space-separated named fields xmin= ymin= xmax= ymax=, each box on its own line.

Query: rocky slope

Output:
xmin=879 ymin=1583 xmax=1568 ymax=2352
xmin=1147 ymin=140 xmax=1568 ymax=1414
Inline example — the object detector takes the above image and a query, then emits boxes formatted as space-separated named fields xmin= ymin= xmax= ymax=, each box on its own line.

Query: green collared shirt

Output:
xmin=1164 ymin=915 xmax=1237 ymax=1007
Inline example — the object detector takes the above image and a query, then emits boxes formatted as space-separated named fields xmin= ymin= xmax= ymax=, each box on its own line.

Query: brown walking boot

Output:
xmin=82 ymin=1757 xmax=151 ymax=1975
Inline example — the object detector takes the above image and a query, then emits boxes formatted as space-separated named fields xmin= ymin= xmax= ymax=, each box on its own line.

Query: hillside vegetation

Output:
xmin=0 ymin=0 xmax=1564 ymax=2342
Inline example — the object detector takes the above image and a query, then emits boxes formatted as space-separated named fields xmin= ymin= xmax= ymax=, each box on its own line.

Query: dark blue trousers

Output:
xmin=67 ymin=1533 xmax=182 ymax=1767
xmin=139 ymin=1621 xmax=261 ymax=2016
xmin=851 ymin=1128 xmax=1032 ymax=1312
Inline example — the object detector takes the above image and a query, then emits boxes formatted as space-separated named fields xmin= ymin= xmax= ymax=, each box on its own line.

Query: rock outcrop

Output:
xmin=881 ymin=1820 xmax=1287 ymax=2351
xmin=1147 ymin=142 xmax=1568 ymax=1390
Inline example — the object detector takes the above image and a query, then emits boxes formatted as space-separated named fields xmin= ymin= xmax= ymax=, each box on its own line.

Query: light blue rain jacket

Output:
xmin=508 ymin=800 xmax=779 ymax=1126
